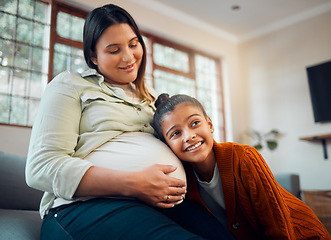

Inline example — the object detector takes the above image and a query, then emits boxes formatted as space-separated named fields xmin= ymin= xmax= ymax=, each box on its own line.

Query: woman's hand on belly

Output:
xmin=128 ymin=164 xmax=186 ymax=208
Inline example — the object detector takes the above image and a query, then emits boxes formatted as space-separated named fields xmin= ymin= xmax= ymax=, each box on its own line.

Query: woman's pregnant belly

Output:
xmin=84 ymin=132 xmax=186 ymax=201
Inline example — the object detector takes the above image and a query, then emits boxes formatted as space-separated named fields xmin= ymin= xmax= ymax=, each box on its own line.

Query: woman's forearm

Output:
xmin=75 ymin=166 xmax=134 ymax=197
xmin=75 ymin=164 xmax=187 ymax=208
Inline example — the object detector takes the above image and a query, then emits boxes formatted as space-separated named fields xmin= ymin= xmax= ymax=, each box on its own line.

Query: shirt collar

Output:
xmin=81 ymin=69 xmax=105 ymax=86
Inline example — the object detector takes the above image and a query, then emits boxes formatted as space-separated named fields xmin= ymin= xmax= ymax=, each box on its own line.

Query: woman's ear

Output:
xmin=91 ymin=57 xmax=98 ymax=66
xmin=207 ymin=116 xmax=214 ymax=133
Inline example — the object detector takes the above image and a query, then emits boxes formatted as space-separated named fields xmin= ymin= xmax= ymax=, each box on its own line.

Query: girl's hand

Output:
xmin=129 ymin=164 xmax=187 ymax=208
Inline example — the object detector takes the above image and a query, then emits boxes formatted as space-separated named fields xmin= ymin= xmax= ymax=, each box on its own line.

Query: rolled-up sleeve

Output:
xmin=26 ymin=72 xmax=93 ymax=200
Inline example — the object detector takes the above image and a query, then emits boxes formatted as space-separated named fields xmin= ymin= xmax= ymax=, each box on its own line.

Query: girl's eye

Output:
xmin=129 ymin=43 xmax=137 ymax=48
xmin=170 ymin=131 xmax=180 ymax=138
xmin=192 ymin=120 xmax=200 ymax=127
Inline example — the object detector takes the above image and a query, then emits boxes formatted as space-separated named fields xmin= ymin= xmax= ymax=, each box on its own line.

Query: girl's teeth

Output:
xmin=187 ymin=142 xmax=202 ymax=151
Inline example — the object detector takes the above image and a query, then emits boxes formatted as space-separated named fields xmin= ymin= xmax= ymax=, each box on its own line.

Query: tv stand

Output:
xmin=300 ymin=133 xmax=331 ymax=160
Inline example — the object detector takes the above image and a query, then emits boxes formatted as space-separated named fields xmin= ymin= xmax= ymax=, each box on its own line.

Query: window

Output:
xmin=0 ymin=0 xmax=225 ymax=141
xmin=143 ymin=33 xmax=225 ymax=141
xmin=51 ymin=3 xmax=87 ymax=77
xmin=0 ymin=0 xmax=50 ymax=126
xmin=0 ymin=0 xmax=87 ymax=126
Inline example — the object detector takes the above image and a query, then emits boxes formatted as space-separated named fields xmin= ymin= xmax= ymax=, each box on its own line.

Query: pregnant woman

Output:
xmin=25 ymin=4 xmax=230 ymax=240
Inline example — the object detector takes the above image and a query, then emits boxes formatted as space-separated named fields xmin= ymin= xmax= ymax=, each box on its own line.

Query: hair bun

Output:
xmin=155 ymin=93 xmax=170 ymax=109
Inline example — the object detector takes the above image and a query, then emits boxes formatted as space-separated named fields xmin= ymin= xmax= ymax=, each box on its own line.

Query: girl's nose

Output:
xmin=184 ymin=131 xmax=196 ymax=142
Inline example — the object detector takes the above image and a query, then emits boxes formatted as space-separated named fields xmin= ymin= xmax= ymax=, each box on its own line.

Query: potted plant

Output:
xmin=248 ymin=129 xmax=280 ymax=151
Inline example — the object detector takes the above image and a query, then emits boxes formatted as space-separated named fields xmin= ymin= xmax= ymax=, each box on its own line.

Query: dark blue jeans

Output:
xmin=41 ymin=198 xmax=233 ymax=240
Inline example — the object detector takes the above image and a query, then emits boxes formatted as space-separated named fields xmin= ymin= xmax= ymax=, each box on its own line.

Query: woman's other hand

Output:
xmin=130 ymin=164 xmax=186 ymax=208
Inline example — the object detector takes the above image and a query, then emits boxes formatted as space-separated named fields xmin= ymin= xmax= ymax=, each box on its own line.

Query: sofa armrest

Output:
xmin=0 ymin=152 xmax=43 ymax=210
xmin=274 ymin=173 xmax=301 ymax=199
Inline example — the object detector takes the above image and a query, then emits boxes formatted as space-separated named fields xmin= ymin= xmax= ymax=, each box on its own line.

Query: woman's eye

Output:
xmin=129 ymin=44 xmax=137 ymax=48
xmin=109 ymin=49 xmax=120 ymax=54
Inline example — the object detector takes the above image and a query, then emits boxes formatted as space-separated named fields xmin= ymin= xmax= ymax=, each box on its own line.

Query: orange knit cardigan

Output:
xmin=185 ymin=141 xmax=331 ymax=239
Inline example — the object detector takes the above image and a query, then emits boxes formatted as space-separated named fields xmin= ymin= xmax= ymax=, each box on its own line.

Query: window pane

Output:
xmin=32 ymin=47 xmax=45 ymax=71
xmin=0 ymin=39 xmax=15 ymax=67
xmin=10 ymin=96 xmax=28 ymax=125
xmin=143 ymin=36 xmax=153 ymax=87
xmin=17 ymin=17 xmax=33 ymax=43
xmin=33 ymin=21 xmax=48 ymax=46
xmin=57 ymin=11 xmax=70 ymax=39
xmin=0 ymin=94 xmax=10 ymax=123
xmin=27 ymin=98 xmax=40 ymax=126
xmin=153 ymin=43 xmax=189 ymax=73
xmin=56 ymin=11 xmax=84 ymax=42
xmin=29 ymin=72 xmax=47 ymax=98
xmin=0 ymin=66 xmax=10 ymax=94
xmin=34 ymin=1 xmax=48 ymax=23
xmin=153 ymin=69 xmax=195 ymax=96
xmin=53 ymin=43 xmax=86 ymax=77
xmin=0 ymin=12 xmax=16 ymax=39
xmin=195 ymin=54 xmax=222 ymax=140
xmin=18 ymin=0 xmax=34 ymax=19
xmin=14 ymin=43 xmax=30 ymax=69
xmin=71 ymin=15 xmax=84 ymax=42
xmin=0 ymin=0 xmax=18 ymax=14
xmin=12 ymin=69 xmax=29 ymax=97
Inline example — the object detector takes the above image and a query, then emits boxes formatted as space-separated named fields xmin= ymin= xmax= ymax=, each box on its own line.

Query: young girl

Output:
xmin=152 ymin=93 xmax=331 ymax=240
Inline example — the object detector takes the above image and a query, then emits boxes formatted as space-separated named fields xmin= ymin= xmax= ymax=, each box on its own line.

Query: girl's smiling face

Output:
xmin=91 ymin=23 xmax=143 ymax=85
xmin=161 ymin=103 xmax=215 ymax=164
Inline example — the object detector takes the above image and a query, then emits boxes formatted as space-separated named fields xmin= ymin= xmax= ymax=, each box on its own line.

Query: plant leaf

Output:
xmin=267 ymin=141 xmax=278 ymax=150
xmin=253 ymin=144 xmax=263 ymax=151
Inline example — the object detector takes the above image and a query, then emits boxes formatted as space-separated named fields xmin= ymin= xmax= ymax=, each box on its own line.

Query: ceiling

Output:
xmin=131 ymin=0 xmax=331 ymax=43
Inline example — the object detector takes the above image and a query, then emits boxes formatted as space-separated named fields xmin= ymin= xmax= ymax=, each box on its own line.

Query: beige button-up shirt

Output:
xmin=26 ymin=69 xmax=156 ymax=218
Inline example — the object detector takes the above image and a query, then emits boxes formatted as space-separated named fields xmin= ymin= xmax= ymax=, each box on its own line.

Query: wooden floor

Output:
xmin=302 ymin=190 xmax=331 ymax=234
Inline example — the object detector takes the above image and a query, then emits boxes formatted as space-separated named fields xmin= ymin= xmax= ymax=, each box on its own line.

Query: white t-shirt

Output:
xmin=195 ymin=164 xmax=227 ymax=227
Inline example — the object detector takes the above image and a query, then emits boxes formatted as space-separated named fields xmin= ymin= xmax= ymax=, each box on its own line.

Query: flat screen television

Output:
xmin=306 ymin=60 xmax=331 ymax=123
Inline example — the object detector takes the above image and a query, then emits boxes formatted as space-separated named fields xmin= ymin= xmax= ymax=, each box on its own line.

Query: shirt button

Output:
xmin=232 ymin=222 xmax=239 ymax=230
xmin=137 ymin=108 xmax=141 ymax=111
xmin=144 ymin=124 xmax=148 ymax=127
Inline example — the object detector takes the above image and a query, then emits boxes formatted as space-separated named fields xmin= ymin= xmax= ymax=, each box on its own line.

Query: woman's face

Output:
xmin=161 ymin=103 xmax=215 ymax=164
xmin=91 ymin=23 xmax=143 ymax=85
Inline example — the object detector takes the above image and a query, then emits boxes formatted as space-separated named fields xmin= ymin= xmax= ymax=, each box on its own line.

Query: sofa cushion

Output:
xmin=0 ymin=151 xmax=43 ymax=210
xmin=0 ymin=209 xmax=42 ymax=240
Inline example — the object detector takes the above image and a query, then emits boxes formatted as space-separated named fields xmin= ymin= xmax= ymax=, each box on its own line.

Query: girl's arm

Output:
xmin=239 ymin=147 xmax=296 ymax=239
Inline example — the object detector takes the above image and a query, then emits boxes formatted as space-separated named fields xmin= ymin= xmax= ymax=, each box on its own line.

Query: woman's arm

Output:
xmin=76 ymin=164 xmax=186 ymax=208
xmin=26 ymin=72 xmax=90 ymax=200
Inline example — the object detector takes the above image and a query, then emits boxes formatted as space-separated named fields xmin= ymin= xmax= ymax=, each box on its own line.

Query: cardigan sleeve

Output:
xmin=238 ymin=146 xmax=296 ymax=239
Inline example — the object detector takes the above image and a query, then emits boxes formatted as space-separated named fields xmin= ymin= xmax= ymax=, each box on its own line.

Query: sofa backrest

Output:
xmin=0 ymin=151 xmax=43 ymax=210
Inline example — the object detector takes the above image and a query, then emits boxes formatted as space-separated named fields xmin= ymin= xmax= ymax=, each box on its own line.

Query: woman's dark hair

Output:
xmin=152 ymin=93 xmax=207 ymax=142
xmin=83 ymin=4 xmax=154 ymax=102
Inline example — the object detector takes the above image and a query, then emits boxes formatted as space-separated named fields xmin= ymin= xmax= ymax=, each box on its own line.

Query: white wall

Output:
xmin=0 ymin=125 xmax=31 ymax=157
xmin=238 ymin=11 xmax=331 ymax=190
